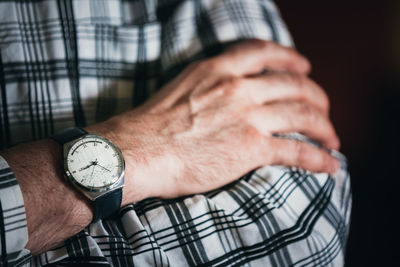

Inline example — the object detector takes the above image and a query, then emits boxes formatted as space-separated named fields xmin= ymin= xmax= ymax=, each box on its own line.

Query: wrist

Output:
xmin=85 ymin=113 xmax=187 ymax=203
xmin=85 ymin=121 xmax=148 ymax=205
xmin=1 ymin=139 xmax=93 ymax=254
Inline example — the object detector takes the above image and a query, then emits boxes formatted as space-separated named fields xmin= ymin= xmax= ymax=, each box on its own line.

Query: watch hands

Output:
xmin=79 ymin=162 xmax=93 ymax=172
xmin=79 ymin=159 xmax=111 ymax=178
xmin=79 ymin=159 xmax=97 ymax=172
xmin=89 ymin=159 xmax=99 ymax=178
xmin=90 ymin=164 xmax=96 ymax=178
xmin=96 ymin=163 xmax=111 ymax=172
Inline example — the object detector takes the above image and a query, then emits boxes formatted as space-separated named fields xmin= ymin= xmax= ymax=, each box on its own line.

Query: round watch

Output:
xmin=52 ymin=127 xmax=125 ymax=222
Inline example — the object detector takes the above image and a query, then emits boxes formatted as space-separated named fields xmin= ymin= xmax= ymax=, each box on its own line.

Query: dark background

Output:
xmin=278 ymin=1 xmax=399 ymax=266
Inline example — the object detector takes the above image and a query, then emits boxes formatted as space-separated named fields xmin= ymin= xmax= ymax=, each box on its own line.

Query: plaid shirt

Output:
xmin=0 ymin=0 xmax=352 ymax=266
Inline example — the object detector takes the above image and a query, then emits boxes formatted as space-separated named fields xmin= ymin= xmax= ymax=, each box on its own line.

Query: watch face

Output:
xmin=65 ymin=135 xmax=124 ymax=191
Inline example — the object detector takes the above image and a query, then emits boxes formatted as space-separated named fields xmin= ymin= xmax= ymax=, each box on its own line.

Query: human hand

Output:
xmin=88 ymin=39 xmax=340 ymax=204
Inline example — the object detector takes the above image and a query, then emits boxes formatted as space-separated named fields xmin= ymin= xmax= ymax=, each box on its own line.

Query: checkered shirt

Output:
xmin=0 ymin=0 xmax=351 ymax=266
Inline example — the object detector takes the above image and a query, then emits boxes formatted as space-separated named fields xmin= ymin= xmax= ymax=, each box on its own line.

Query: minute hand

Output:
xmin=96 ymin=163 xmax=111 ymax=172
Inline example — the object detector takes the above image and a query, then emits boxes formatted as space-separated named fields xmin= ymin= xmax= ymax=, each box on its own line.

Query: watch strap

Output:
xmin=52 ymin=127 xmax=88 ymax=144
xmin=92 ymin=188 xmax=123 ymax=222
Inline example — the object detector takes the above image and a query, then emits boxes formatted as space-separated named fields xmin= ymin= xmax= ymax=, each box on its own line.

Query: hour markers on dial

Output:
xmin=66 ymin=135 xmax=123 ymax=190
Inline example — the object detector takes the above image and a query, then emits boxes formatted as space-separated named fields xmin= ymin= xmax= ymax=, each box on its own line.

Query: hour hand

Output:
xmin=79 ymin=162 xmax=95 ymax=172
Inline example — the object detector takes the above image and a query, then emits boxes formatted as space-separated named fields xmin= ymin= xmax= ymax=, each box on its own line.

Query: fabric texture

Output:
xmin=0 ymin=0 xmax=351 ymax=266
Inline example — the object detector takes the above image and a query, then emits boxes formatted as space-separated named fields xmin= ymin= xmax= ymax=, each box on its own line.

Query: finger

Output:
xmin=142 ymin=61 xmax=220 ymax=112
xmin=212 ymin=39 xmax=311 ymax=77
xmin=264 ymin=138 xmax=340 ymax=174
xmin=148 ymin=40 xmax=311 ymax=111
xmin=246 ymin=101 xmax=340 ymax=150
xmin=227 ymin=72 xmax=329 ymax=115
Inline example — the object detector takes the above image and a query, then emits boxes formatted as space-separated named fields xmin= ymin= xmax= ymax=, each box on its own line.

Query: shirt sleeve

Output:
xmin=0 ymin=156 xmax=31 ymax=266
xmin=159 ymin=0 xmax=294 ymax=76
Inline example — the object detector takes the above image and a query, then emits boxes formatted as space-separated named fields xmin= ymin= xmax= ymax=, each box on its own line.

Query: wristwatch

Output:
xmin=52 ymin=127 xmax=125 ymax=222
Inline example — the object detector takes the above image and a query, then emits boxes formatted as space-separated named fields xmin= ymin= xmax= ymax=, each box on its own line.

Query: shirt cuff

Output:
xmin=0 ymin=155 xmax=30 ymax=264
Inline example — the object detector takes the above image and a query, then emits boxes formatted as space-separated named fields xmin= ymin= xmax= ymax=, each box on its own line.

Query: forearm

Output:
xmin=0 ymin=122 xmax=149 ymax=255
xmin=1 ymin=139 xmax=92 ymax=255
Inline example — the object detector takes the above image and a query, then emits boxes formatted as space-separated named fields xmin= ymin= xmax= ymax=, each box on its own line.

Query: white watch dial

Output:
xmin=66 ymin=135 xmax=124 ymax=190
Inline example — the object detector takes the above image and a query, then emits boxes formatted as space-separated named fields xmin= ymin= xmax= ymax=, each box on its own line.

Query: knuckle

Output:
xmin=194 ymin=59 xmax=218 ymax=73
xmin=223 ymin=77 xmax=242 ymax=89
xmin=202 ymin=58 xmax=218 ymax=70
xmin=273 ymin=72 xmax=307 ymax=96
xmin=184 ymin=60 xmax=208 ymax=77
xmin=243 ymin=38 xmax=271 ymax=50
xmin=219 ymin=77 xmax=243 ymax=97
xmin=256 ymin=39 xmax=272 ymax=50
xmin=296 ymin=102 xmax=317 ymax=123
xmin=186 ymin=60 xmax=201 ymax=72
xmin=289 ymin=73 xmax=307 ymax=91
xmin=241 ymin=126 xmax=263 ymax=146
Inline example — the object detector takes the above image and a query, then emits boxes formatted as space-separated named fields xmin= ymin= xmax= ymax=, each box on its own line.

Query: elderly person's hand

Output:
xmin=90 ymin=39 xmax=340 ymax=204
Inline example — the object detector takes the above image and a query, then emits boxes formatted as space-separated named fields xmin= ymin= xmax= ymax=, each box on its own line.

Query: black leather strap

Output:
xmin=52 ymin=127 xmax=122 ymax=223
xmin=92 ymin=188 xmax=122 ymax=222
xmin=52 ymin=127 xmax=88 ymax=144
